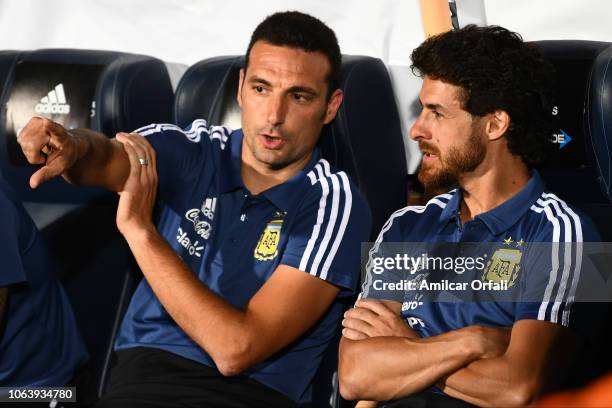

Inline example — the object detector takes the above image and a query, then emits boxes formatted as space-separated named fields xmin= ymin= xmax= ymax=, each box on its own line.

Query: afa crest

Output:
xmin=254 ymin=218 xmax=284 ymax=261
xmin=482 ymin=248 xmax=522 ymax=288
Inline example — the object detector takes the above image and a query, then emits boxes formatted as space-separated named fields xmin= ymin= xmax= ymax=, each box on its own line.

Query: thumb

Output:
xmin=29 ymin=163 xmax=64 ymax=189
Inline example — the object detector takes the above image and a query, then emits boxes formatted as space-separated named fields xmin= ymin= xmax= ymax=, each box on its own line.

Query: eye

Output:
xmin=254 ymin=85 xmax=264 ymax=93
xmin=292 ymin=93 xmax=311 ymax=103
xmin=432 ymin=110 xmax=442 ymax=118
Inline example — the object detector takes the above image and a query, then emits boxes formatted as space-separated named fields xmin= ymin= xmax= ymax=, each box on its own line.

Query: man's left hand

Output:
xmin=342 ymin=299 xmax=418 ymax=340
xmin=114 ymin=132 xmax=158 ymax=237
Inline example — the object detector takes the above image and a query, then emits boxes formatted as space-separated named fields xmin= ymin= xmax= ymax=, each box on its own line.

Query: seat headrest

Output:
xmin=533 ymin=40 xmax=612 ymax=204
xmin=174 ymin=55 xmax=242 ymax=130
xmin=174 ymin=54 xmax=407 ymax=234
xmin=586 ymin=44 xmax=612 ymax=202
xmin=0 ymin=49 xmax=174 ymax=203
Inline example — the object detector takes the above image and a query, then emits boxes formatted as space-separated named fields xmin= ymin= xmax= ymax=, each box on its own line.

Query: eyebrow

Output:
xmin=248 ymin=75 xmax=273 ymax=87
xmin=247 ymin=75 xmax=319 ymax=96
xmin=418 ymin=99 xmax=446 ymax=112
xmin=287 ymin=85 xmax=318 ymax=96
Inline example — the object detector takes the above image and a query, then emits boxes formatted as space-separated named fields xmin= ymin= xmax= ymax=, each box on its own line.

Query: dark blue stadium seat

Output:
xmin=534 ymin=40 xmax=612 ymax=239
xmin=533 ymin=40 xmax=612 ymax=387
xmin=174 ymin=54 xmax=407 ymax=408
xmin=0 ymin=49 xmax=174 ymax=399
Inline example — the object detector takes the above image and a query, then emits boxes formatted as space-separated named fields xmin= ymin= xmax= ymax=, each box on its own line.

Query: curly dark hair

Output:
xmin=245 ymin=11 xmax=341 ymax=100
xmin=411 ymin=25 xmax=555 ymax=167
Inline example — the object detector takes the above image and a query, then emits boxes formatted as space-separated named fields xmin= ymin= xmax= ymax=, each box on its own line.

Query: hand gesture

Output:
xmin=17 ymin=117 xmax=79 ymax=188
xmin=114 ymin=132 xmax=158 ymax=237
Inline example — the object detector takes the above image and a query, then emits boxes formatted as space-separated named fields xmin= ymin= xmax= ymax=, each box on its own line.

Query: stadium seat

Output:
xmin=533 ymin=40 xmax=612 ymax=387
xmin=0 ymin=49 xmax=175 ymax=399
xmin=534 ymin=40 xmax=612 ymax=239
xmin=174 ymin=54 xmax=407 ymax=407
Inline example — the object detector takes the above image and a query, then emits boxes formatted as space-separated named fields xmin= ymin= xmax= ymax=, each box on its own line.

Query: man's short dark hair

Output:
xmin=245 ymin=11 xmax=342 ymax=99
xmin=411 ymin=25 xmax=555 ymax=167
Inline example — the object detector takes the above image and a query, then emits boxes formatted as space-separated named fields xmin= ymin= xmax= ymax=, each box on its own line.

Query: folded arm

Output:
xmin=438 ymin=319 xmax=578 ymax=407
xmin=339 ymin=324 xmax=496 ymax=401
xmin=127 ymin=227 xmax=339 ymax=375
xmin=114 ymin=132 xmax=341 ymax=376
xmin=339 ymin=299 xmax=577 ymax=407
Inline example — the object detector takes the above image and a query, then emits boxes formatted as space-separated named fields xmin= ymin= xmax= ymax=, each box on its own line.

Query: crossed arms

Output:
xmin=339 ymin=299 xmax=578 ymax=407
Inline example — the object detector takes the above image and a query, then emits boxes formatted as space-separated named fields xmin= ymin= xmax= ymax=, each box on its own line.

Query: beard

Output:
xmin=418 ymin=126 xmax=486 ymax=192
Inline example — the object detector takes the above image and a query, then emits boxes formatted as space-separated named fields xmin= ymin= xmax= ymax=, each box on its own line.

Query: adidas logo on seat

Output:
xmin=35 ymin=83 xmax=70 ymax=115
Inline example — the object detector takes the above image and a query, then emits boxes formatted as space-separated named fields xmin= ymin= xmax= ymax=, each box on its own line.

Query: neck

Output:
xmin=458 ymin=151 xmax=530 ymax=224
xmin=241 ymin=148 xmax=312 ymax=195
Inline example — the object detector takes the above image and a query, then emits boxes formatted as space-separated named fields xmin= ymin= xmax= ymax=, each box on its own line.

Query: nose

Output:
xmin=267 ymin=93 xmax=287 ymax=127
xmin=409 ymin=110 xmax=430 ymax=142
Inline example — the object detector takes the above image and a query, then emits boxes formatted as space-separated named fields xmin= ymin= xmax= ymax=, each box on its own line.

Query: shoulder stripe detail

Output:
xmin=306 ymin=158 xmax=331 ymax=185
xmin=530 ymin=193 xmax=583 ymax=326
xmin=299 ymin=163 xmax=329 ymax=272
xmin=307 ymin=170 xmax=317 ymax=185
xmin=543 ymin=192 xmax=584 ymax=326
xmin=309 ymin=166 xmax=341 ymax=277
xmin=530 ymin=201 xmax=561 ymax=323
xmin=132 ymin=123 xmax=157 ymax=134
xmin=298 ymin=159 xmax=354 ymax=280
xmin=360 ymin=193 xmax=452 ymax=298
xmin=320 ymin=172 xmax=353 ymax=280
xmin=135 ymin=119 xmax=231 ymax=150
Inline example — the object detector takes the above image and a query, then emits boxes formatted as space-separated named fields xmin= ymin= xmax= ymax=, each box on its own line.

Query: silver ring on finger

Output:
xmin=138 ymin=157 xmax=149 ymax=166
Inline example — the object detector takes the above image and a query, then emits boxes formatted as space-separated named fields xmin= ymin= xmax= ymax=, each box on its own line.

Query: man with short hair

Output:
xmin=18 ymin=11 xmax=371 ymax=408
xmin=339 ymin=25 xmax=599 ymax=408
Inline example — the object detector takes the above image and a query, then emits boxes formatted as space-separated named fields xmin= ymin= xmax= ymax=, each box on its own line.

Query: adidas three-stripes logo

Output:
xmin=35 ymin=83 xmax=70 ymax=115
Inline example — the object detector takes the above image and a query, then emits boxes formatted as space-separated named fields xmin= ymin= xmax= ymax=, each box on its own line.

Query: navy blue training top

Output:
xmin=362 ymin=171 xmax=600 ymax=334
xmin=115 ymin=120 xmax=372 ymax=403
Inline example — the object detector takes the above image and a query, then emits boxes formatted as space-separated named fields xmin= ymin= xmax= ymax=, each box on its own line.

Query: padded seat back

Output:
xmin=0 ymin=49 xmax=174 ymax=204
xmin=534 ymin=40 xmax=612 ymax=238
xmin=534 ymin=40 xmax=612 ymax=387
xmin=0 ymin=48 xmax=175 ymax=399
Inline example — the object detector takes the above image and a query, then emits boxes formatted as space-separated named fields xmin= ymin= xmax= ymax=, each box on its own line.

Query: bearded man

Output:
xmin=338 ymin=25 xmax=600 ymax=408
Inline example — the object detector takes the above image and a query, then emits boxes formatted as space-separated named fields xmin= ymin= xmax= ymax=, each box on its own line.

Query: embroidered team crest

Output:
xmin=254 ymin=215 xmax=285 ymax=261
xmin=482 ymin=248 xmax=522 ymax=288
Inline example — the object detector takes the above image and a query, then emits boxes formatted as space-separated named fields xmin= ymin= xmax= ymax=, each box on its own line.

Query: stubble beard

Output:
xmin=418 ymin=128 xmax=486 ymax=192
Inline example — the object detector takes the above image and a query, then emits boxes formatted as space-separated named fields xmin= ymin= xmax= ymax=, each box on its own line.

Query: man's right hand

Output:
xmin=18 ymin=117 xmax=81 ymax=189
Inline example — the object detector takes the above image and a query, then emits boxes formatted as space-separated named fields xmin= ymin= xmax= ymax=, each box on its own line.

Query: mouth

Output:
xmin=421 ymin=151 xmax=438 ymax=161
xmin=258 ymin=133 xmax=286 ymax=150
xmin=419 ymin=143 xmax=439 ymax=162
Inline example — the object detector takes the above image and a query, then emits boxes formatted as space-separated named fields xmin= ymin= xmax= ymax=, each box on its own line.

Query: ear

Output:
xmin=323 ymin=88 xmax=343 ymax=125
xmin=237 ymin=68 xmax=245 ymax=108
xmin=485 ymin=110 xmax=510 ymax=141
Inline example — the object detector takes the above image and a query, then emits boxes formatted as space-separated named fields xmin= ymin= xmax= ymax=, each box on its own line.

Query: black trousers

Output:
xmin=94 ymin=347 xmax=303 ymax=408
